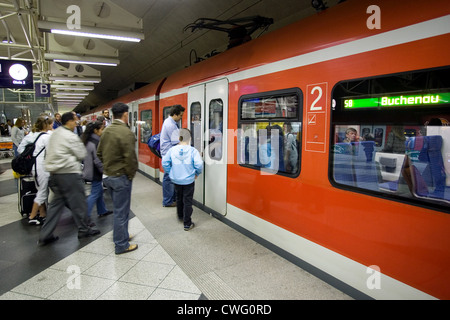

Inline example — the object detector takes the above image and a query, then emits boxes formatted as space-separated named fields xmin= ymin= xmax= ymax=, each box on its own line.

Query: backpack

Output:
xmin=11 ymin=133 xmax=46 ymax=176
xmin=147 ymin=133 xmax=161 ymax=158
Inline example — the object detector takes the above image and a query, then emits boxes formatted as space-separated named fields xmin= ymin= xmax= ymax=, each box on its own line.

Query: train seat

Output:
xmin=405 ymin=135 xmax=447 ymax=199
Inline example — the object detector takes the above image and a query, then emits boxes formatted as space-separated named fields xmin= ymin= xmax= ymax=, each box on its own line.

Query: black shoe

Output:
xmin=78 ymin=228 xmax=101 ymax=239
xmin=98 ymin=211 xmax=113 ymax=217
xmin=37 ymin=236 xmax=59 ymax=246
xmin=37 ymin=216 xmax=46 ymax=225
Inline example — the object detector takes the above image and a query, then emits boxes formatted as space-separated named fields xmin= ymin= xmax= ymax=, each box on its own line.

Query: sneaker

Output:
xmin=184 ymin=222 xmax=195 ymax=231
xmin=37 ymin=216 xmax=46 ymax=225
xmin=28 ymin=217 xmax=39 ymax=225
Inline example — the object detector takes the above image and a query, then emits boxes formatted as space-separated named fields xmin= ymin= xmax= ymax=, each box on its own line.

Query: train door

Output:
xmin=129 ymin=101 xmax=139 ymax=155
xmin=188 ymin=78 xmax=228 ymax=215
xmin=188 ymin=85 xmax=205 ymax=206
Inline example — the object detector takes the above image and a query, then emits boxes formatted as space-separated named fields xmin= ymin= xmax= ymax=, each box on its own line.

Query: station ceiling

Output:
xmin=0 ymin=0 xmax=340 ymax=115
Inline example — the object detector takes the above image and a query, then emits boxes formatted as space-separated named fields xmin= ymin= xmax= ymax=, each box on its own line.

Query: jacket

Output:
xmin=44 ymin=126 xmax=86 ymax=174
xmin=97 ymin=119 xmax=138 ymax=180
xmin=18 ymin=131 xmax=52 ymax=180
xmin=82 ymin=134 xmax=103 ymax=182
xmin=162 ymin=144 xmax=203 ymax=185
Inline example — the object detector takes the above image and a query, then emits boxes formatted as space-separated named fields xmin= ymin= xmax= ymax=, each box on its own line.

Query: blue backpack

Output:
xmin=147 ymin=133 xmax=161 ymax=158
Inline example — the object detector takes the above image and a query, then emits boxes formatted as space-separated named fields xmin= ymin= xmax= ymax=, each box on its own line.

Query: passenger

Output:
xmin=11 ymin=118 xmax=26 ymax=157
xmin=7 ymin=119 xmax=13 ymax=136
xmin=160 ymin=105 xmax=185 ymax=207
xmin=17 ymin=115 xmax=54 ymax=225
xmin=162 ymin=128 xmax=203 ymax=231
xmin=81 ymin=121 xmax=112 ymax=226
xmin=102 ymin=109 xmax=112 ymax=127
xmin=343 ymin=127 xmax=358 ymax=143
xmin=342 ymin=127 xmax=358 ymax=155
xmin=52 ymin=113 xmax=62 ymax=130
xmin=74 ymin=113 xmax=83 ymax=136
xmin=283 ymin=122 xmax=298 ymax=173
xmin=383 ymin=126 xmax=405 ymax=154
xmin=97 ymin=102 xmax=138 ymax=255
xmin=38 ymin=112 xmax=100 ymax=246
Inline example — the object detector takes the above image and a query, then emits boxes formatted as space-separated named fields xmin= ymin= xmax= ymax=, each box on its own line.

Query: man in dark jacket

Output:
xmin=97 ymin=102 xmax=138 ymax=255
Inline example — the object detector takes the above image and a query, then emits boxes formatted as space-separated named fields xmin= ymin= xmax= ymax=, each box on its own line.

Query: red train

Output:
xmin=85 ymin=0 xmax=450 ymax=299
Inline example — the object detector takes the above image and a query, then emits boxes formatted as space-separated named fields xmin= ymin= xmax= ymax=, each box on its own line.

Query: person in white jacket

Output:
xmin=38 ymin=112 xmax=100 ymax=246
xmin=18 ymin=115 xmax=54 ymax=225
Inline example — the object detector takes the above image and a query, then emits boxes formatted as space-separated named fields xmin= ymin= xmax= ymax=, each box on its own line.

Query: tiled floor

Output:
xmin=0 ymin=217 xmax=201 ymax=300
xmin=0 ymin=157 xmax=353 ymax=300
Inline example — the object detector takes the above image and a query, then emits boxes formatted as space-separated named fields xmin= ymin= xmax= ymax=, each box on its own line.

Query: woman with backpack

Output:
xmin=17 ymin=115 xmax=54 ymax=225
xmin=81 ymin=121 xmax=112 ymax=226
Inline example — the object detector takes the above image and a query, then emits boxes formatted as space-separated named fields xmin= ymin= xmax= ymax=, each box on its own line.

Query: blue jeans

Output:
xmin=104 ymin=175 xmax=132 ymax=253
xmin=86 ymin=180 xmax=108 ymax=217
xmin=162 ymin=172 xmax=176 ymax=206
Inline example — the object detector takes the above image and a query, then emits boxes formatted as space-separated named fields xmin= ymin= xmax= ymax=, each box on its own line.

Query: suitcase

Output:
xmin=18 ymin=176 xmax=37 ymax=218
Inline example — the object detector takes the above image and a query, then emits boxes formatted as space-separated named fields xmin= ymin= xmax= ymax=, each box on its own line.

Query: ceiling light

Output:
xmin=53 ymin=92 xmax=89 ymax=96
xmin=38 ymin=20 xmax=144 ymax=43
xmin=52 ymin=85 xmax=94 ymax=91
xmin=49 ymin=76 xmax=101 ymax=83
xmin=45 ymin=53 xmax=119 ymax=67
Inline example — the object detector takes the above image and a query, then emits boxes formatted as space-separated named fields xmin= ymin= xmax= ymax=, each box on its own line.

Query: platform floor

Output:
xmin=0 ymin=158 xmax=352 ymax=300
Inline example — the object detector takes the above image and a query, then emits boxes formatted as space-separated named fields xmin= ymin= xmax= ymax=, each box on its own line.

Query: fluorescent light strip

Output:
xmin=50 ymin=77 xmax=101 ymax=83
xmin=52 ymin=86 xmax=94 ymax=91
xmin=53 ymin=92 xmax=89 ymax=96
xmin=54 ymin=59 xmax=117 ymax=67
xmin=51 ymin=29 xmax=142 ymax=42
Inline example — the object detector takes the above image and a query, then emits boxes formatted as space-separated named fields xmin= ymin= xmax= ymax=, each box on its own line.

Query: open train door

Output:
xmin=188 ymin=78 xmax=228 ymax=216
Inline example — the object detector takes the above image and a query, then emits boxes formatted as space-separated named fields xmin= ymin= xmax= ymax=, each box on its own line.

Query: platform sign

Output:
xmin=305 ymin=83 xmax=328 ymax=153
xmin=35 ymin=83 xmax=51 ymax=97
xmin=0 ymin=60 xmax=33 ymax=89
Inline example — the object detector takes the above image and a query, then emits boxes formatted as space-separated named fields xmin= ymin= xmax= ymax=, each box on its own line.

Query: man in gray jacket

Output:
xmin=38 ymin=112 xmax=100 ymax=245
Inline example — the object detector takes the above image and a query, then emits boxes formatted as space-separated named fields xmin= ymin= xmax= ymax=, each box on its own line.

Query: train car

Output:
xmin=88 ymin=79 xmax=165 ymax=180
xmin=86 ymin=0 xmax=450 ymax=299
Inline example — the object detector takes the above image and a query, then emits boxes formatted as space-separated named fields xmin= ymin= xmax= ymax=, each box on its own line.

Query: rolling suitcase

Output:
xmin=18 ymin=175 xmax=37 ymax=218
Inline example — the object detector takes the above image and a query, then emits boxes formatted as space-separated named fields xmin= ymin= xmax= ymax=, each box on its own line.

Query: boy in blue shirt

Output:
xmin=162 ymin=128 xmax=203 ymax=230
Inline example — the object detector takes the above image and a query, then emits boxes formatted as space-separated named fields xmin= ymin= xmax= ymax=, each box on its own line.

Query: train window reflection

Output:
xmin=238 ymin=88 xmax=302 ymax=176
xmin=331 ymin=67 xmax=450 ymax=211
xmin=209 ymin=99 xmax=223 ymax=161
xmin=140 ymin=110 xmax=152 ymax=143
xmin=190 ymin=102 xmax=202 ymax=153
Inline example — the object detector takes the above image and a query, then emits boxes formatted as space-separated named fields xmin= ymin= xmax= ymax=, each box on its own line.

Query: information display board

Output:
xmin=0 ymin=60 xmax=33 ymax=89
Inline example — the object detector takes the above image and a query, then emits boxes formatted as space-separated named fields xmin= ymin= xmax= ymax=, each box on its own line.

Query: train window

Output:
xmin=190 ymin=102 xmax=202 ymax=152
xmin=163 ymin=105 xmax=182 ymax=127
xmin=238 ymin=88 xmax=302 ymax=176
xmin=140 ymin=110 xmax=152 ymax=143
xmin=330 ymin=66 xmax=450 ymax=212
xmin=209 ymin=99 xmax=223 ymax=160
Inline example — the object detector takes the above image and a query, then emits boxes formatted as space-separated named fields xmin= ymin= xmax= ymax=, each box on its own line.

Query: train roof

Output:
xmin=92 ymin=0 xmax=449 ymax=110
xmin=160 ymin=0 xmax=449 ymax=93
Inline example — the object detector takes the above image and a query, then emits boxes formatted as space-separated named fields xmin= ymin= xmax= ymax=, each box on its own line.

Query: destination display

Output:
xmin=344 ymin=92 xmax=450 ymax=109
xmin=0 ymin=59 xmax=33 ymax=89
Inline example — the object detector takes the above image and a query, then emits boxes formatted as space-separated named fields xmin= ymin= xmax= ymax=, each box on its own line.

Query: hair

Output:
xmin=111 ymin=102 xmax=129 ymax=119
xmin=14 ymin=117 xmax=24 ymax=127
xmin=33 ymin=115 xmax=54 ymax=132
xmin=179 ymin=128 xmax=191 ymax=142
xmin=61 ymin=112 xmax=75 ymax=125
xmin=81 ymin=120 xmax=104 ymax=145
xmin=170 ymin=105 xmax=185 ymax=117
